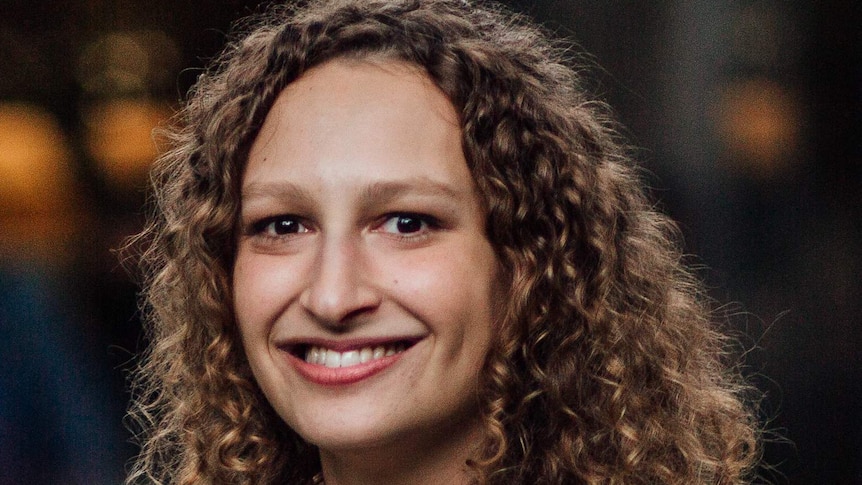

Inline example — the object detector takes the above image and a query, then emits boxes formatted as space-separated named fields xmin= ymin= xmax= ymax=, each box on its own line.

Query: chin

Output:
xmin=294 ymin=414 xmax=413 ymax=453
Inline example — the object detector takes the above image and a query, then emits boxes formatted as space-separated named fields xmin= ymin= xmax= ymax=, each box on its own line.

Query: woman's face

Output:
xmin=233 ymin=58 xmax=501 ymax=456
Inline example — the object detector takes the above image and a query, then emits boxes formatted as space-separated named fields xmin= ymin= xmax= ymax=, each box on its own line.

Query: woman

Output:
xmin=127 ymin=1 xmax=759 ymax=483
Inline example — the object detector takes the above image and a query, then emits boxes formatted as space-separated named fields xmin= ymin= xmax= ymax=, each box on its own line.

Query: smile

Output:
xmin=283 ymin=339 xmax=421 ymax=386
xmin=305 ymin=343 xmax=408 ymax=368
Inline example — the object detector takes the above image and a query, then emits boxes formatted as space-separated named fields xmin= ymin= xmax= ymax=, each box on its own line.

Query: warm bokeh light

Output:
xmin=0 ymin=103 xmax=82 ymax=261
xmin=76 ymin=29 xmax=180 ymax=191
xmin=83 ymin=98 xmax=171 ymax=189
xmin=0 ymin=103 xmax=74 ymax=214
xmin=77 ymin=30 xmax=181 ymax=98
xmin=716 ymin=78 xmax=801 ymax=178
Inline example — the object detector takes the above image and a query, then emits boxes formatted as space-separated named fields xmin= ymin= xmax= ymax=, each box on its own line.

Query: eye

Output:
xmin=378 ymin=213 xmax=435 ymax=236
xmin=252 ymin=215 xmax=310 ymax=237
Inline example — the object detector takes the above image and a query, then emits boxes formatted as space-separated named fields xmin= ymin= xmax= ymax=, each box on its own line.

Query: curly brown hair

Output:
xmin=127 ymin=0 xmax=760 ymax=483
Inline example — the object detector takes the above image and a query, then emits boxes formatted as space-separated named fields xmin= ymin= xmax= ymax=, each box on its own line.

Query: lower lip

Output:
xmin=285 ymin=350 xmax=406 ymax=386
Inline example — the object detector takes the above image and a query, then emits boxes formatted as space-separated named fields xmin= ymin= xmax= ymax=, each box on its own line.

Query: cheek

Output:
xmin=386 ymin=244 xmax=499 ymax=342
xmin=233 ymin=254 xmax=260 ymax=321
xmin=232 ymin=252 xmax=290 ymax=342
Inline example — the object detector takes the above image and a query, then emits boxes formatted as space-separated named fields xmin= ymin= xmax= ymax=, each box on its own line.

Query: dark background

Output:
xmin=0 ymin=1 xmax=859 ymax=483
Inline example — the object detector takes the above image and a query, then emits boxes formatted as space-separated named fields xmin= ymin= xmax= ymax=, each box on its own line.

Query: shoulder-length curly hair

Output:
xmin=127 ymin=0 xmax=759 ymax=483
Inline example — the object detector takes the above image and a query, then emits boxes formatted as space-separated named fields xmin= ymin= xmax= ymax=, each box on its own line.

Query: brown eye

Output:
xmin=396 ymin=216 xmax=422 ymax=233
xmin=379 ymin=213 xmax=434 ymax=236
xmin=254 ymin=216 xmax=309 ymax=236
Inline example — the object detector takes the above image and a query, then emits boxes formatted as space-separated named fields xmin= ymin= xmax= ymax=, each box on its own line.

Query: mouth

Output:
xmin=283 ymin=338 xmax=420 ymax=369
xmin=280 ymin=338 xmax=422 ymax=386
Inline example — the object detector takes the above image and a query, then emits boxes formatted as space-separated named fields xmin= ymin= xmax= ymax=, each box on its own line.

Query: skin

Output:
xmin=233 ymin=58 xmax=502 ymax=485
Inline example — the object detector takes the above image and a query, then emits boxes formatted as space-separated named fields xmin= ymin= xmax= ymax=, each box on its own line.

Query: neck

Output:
xmin=317 ymin=420 xmax=482 ymax=485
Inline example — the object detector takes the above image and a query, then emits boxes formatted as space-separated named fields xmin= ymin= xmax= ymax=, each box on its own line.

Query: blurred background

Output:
xmin=0 ymin=1 xmax=858 ymax=483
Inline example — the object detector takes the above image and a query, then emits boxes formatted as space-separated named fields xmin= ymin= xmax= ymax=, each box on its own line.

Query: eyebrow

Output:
xmin=241 ymin=180 xmax=317 ymax=206
xmin=358 ymin=178 xmax=464 ymax=205
xmin=241 ymin=177 xmax=467 ymax=206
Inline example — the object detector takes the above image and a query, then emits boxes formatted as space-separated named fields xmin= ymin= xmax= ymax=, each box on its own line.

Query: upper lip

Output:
xmin=276 ymin=335 xmax=426 ymax=354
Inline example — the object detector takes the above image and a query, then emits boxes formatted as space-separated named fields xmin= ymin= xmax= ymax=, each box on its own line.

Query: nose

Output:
xmin=299 ymin=236 xmax=381 ymax=327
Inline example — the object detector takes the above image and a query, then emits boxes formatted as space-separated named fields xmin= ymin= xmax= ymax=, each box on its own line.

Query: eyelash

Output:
xmin=376 ymin=212 xmax=440 ymax=241
xmin=249 ymin=215 xmax=309 ymax=241
xmin=246 ymin=212 xmax=440 ymax=242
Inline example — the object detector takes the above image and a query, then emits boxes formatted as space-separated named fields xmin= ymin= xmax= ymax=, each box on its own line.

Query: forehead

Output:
xmin=244 ymin=58 xmax=471 ymax=193
xmin=254 ymin=58 xmax=458 ymax=144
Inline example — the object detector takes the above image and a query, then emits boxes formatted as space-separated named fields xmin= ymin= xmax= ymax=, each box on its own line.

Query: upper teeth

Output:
xmin=305 ymin=344 xmax=406 ymax=368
